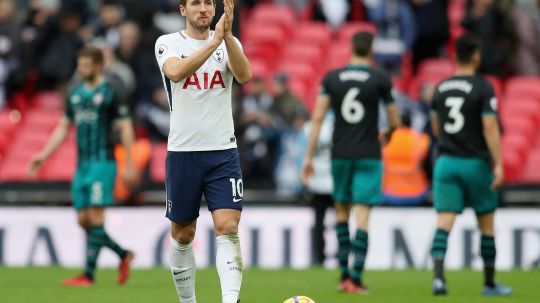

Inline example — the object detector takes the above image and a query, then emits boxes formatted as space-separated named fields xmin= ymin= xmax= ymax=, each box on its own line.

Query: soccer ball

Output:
xmin=282 ymin=296 xmax=316 ymax=303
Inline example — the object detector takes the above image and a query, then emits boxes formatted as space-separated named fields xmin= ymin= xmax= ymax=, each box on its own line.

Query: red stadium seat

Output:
xmin=249 ymin=58 xmax=270 ymax=79
xmin=501 ymin=100 xmax=540 ymax=128
xmin=0 ymin=132 xmax=10 ymax=155
xmin=505 ymin=77 xmax=540 ymax=100
xmin=392 ymin=77 xmax=407 ymax=93
xmin=503 ymin=121 xmax=536 ymax=147
xmin=150 ymin=143 xmax=167 ymax=182
xmin=527 ymin=150 xmax=540 ymax=165
xmin=9 ymin=93 xmax=30 ymax=111
xmin=249 ymin=4 xmax=295 ymax=34
xmin=501 ymin=110 xmax=537 ymax=135
xmin=243 ymin=42 xmax=276 ymax=69
xmin=522 ymin=153 xmax=540 ymax=183
xmin=23 ymin=108 xmax=61 ymax=130
xmin=31 ymin=91 xmax=63 ymax=110
xmin=337 ymin=22 xmax=377 ymax=43
xmin=502 ymin=132 xmax=531 ymax=164
xmin=287 ymin=79 xmax=308 ymax=102
xmin=0 ymin=109 xmax=20 ymax=138
xmin=276 ymin=62 xmax=317 ymax=90
xmin=503 ymin=150 xmax=524 ymax=182
xmin=282 ymin=43 xmax=323 ymax=70
xmin=243 ymin=27 xmax=286 ymax=60
xmin=325 ymin=42 xmax=351 ymax=71
xmin=42 ymin=155 xmax=76 ymax=181
xmin=293 ymin=22 xmax=333 ymax=50
xmin=0 ymin=161 xmax=31 ymax=181
xmin=417 ymin=59 xmax=456 ymax=78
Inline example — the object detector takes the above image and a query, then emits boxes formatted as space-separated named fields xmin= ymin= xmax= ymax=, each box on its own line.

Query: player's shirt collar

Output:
xmin=347 ymin=64 xmax=369 ymax=69
xmin=179 ymin=30 xmax=214 ymax=43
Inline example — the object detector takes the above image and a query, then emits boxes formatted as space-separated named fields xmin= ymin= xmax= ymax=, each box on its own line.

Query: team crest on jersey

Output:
xmin=158 ymin=44 xmax=167 ymax=57
xmin=212 ymin=48 xmax=224 ymax=63
xmin=93 ymin=93 xmax=104 ymax=106
xmin=70 ymin=95 xmax=81 ymax=104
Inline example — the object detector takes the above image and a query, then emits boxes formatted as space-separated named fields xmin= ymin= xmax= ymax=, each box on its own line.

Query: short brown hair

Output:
xmin=78 ymin=46 xmax=104 ymax=65
xmin=352 ymin=32 xmax=374 ymax=57
xmin=180 ymin=0 xmax=215 ymax=6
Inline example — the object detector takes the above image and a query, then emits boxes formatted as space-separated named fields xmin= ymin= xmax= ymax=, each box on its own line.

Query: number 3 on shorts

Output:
xmin=229 ymin=178 xmax=243 ymax=202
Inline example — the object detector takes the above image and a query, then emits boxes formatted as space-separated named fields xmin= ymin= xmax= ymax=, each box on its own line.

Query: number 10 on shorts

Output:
xmin=229 ymin=178 xmax=244 ymax=202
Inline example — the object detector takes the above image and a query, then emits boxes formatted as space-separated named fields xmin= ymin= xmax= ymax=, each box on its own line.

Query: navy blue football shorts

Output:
xmin=165 ymin=148 xmax=243 ymax=222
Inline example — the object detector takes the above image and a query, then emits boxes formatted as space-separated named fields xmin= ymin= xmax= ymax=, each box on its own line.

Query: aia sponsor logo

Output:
xmin=183 ymin=71 xmax=225 ymax=90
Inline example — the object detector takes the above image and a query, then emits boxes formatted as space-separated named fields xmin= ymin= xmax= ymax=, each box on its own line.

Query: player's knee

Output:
xmin=479 ymin=225 xmax=494 ymax=236
xmin=172 ymin=232 xmax=195 ymax=244
xmin=171 ymin=227 xmax=196 ymax=244
xmin=214 ymin=220 xmax=239 ymax=236
xmin=437 ymin=214 xmax=456 ymax=231
xmin=77 ymin=217 xmax=90 ymax=230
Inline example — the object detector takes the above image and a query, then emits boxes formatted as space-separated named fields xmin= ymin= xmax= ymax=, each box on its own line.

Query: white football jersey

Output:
xmin=155 ymin=30 xmax=241 ymax=151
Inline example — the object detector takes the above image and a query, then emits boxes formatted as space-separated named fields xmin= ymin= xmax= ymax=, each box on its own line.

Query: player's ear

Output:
xmin=473 ymin=50 xmax=481 ymax=67
xmin=179 ymin=4 xmax=186 ymax=17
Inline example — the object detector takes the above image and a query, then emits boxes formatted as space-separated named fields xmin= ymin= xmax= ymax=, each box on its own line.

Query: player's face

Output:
xmin=77 ymin=57 xmax=100 ymax=81
xmin=180 ymin=0 xmax=215 ymax=32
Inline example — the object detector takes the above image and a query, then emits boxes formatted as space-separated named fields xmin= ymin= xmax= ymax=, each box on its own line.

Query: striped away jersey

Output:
xmin=65 ymin=80 xmax=129 ymax=164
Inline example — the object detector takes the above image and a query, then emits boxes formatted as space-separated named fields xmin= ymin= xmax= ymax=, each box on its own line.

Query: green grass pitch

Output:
xmin=0 ymin=267 xmax=536 ymax=303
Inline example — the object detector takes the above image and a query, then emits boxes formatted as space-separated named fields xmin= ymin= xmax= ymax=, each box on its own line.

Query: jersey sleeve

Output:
xmin=430 ymin=87 xmax=440 ymax=115
xmin=155 ymin=35 xmax=180 ymax=72
xmin=319 ymin=73 xmax=331 ymax=97
xmin=380 ymin=73 xmax=394 ymax=105
xmin=481 ymin=81 xmax=498 ymax=116
xmin=64 ymin=90 xmax=74 ymax=121
xmin=111 ymin=88 xmax=130 ymax=120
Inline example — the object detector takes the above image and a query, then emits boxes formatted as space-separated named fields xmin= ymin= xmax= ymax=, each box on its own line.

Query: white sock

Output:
xmin=216 ymin=233 xmax=243 ymax=303
xmin=170 ymin=238 xmax=196 ymax=303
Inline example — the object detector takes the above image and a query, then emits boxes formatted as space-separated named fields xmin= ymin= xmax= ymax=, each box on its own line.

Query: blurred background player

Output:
xmin=28 ymin=46 xmax=136 ymax=287
xmin=154 ymin=0 xmax=251 ymax=302
xmin=301 ymin=31 xmax=401 ymax=294
xmin=429 ymin=33 xmax=511 ymax=296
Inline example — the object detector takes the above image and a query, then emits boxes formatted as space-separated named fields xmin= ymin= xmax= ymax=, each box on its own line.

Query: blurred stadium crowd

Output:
xmin=1 ymin=0 xmax=540 ymax=201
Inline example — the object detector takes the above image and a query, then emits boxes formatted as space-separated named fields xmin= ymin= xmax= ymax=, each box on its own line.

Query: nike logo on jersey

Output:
xmin=181 ymin=54 xmax=188 ymax=58
xmin=233 ymin=198 xmax=242 ymax=203
xmin=173 ymin=268 xmax=190 ymax=275
xmin=227 ymin=261 xmax=234 ymax=265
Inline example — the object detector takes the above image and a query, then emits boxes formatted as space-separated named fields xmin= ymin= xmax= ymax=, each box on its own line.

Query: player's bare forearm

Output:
xmin=483 ymin=115 xmax=502 ymax=166
xmin=224 ymin=34 xmax=251 ymax=83
xmin=305 ymin=119 xmax=323 ymax=161
xmin=385 ymin=104 xmax=402 ymax=129
xmin=163 ymin=40 xmax=222 ymax=83
xmin=305 ymin=96 xmax=330 ymax=160
xmin=431 ymin=113 xmax=440 ymax=138
xmin=39 ymin=117 xmax=71 ymax=160
xmin=117 ymin=118 xmax=135 ymax=166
